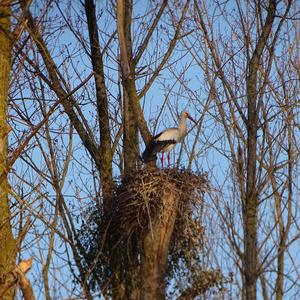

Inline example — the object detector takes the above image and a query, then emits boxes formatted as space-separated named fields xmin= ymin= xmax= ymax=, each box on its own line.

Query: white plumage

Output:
xmin=142 ymin=111 xmax=196 ymax=167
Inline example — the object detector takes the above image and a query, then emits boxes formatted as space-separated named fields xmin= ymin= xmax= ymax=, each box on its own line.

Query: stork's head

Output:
xmin=181 ymin=111 xmax=197 ymax=124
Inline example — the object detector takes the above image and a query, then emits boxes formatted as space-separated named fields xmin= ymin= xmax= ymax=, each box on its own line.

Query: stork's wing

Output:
xmin=153 ymin=127 xmax=178 ymax=141
xmin=142 ymin=138 xmax=176 ymax=163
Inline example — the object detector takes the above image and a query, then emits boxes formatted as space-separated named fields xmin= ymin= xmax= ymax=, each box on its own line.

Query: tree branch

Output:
xmin=20 ymin=2 xmax=104 ymax=176
xmin=138 ymin=0 xmax=190 ymax=99
xmin=116 ymin=0 xmax=152 ymax=143
xmin=133 ymin=0 xmax=168 ymax=66
xmin=8 ymin=72 xmax=94 ymax=168
xmin=0 ymin=258 xmax=34 ymax=300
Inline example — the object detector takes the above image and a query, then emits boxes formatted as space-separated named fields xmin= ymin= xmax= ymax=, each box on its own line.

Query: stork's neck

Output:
xmin=178 ymin=115 xmax=187 ymax=141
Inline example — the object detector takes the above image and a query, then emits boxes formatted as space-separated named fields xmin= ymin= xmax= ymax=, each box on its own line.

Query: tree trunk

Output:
xmin=141 ymin=183 xmax=178 ymax=299
xmin=244 ymin=2 xmax=276 ymax=299
xmin=0 ymin=259 xmax=35 ymax=299
xmin=84 ymin=0 xmax=114 ymax=209
xmin=123 ymin=89 xmax=139 ymax=173
xmin=122 ymin=0 xmax=139 ymax=173
xmin=116 ymin=0 xmax=152 ymax=145
xmin=0 ymin=4 xmax=17 ymax=300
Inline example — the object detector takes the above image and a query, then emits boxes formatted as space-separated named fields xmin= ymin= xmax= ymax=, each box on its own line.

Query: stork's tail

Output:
xmin=142 ymin=141 xmax=157 ymax=163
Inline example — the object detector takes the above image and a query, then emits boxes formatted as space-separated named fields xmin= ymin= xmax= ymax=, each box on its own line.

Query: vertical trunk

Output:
xmin=244 ymin=2 xmax=276 ymax=299
xmin=0 ymin=4 xmax=17 ymax=300
xmin=122 ymin=0 xmax=139 ymax=173
xmin=84 ymin=0 xmax=113 ymax=209
xmin=124 ymin=235 xmax=140 ymax=300
xmin=244 ymin=74 xmax=259 ymax=300
xmin=116 ymin=0 xmax=152 ymax=145
xmin=275 ymin=109 xmax=293 ymax=300
xmin=275 ymin=234 xmax=285 ymax=300
xmin=123 ymin=89 xmax=139 ymax=173
xmin=141 ymin=183 xmax=178 ymax=299
xmin=121 ymin=7 xmax=140 ymax=292
xmin=260 ymin=272 xmax=268 ymax=300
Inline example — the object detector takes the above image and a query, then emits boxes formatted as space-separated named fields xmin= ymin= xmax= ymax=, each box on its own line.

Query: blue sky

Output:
xmin=8 ymin=0 xmax=300 ymax=298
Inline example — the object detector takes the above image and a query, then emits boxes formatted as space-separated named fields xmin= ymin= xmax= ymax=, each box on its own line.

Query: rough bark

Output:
xmin=244 ymin=1 xmax=276 ymax=299
xmin=0 ymin=4 xmax=18 ymax=300
xmin=141 ymin=183 xmax=178 ymax=299
xmin=84 ymin=0 xmax=114 ymax=208
xmin=122 ymin=0 xmax=139 ymax=173
xmin=123 ymin=89 xmax=139 ymax=173
xmin=273 ymin=108 xmax=293 ymax=300
xmin=0 ymin=259 xmax=34 ymax=300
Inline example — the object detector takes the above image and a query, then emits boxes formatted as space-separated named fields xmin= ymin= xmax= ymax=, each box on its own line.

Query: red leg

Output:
xmin=161 ymin=153 xmax=164 ymax=168
xmin=167 ymin=152 xmax=170 ymax=167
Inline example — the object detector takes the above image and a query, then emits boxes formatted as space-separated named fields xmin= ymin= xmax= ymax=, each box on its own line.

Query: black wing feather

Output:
xmin=142 ymin=138 xmax=176 ymax=163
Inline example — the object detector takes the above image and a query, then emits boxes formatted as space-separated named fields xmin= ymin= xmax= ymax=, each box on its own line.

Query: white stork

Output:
xmin=142 ymin=111 xmax=197 ymax=167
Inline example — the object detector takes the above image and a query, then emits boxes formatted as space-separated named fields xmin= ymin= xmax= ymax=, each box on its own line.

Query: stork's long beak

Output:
xmin=188 ymin=115 xmax=197 ymax=125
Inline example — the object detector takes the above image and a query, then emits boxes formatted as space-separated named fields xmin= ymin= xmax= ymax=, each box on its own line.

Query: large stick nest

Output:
xmin=79 ymin=168 xmax=225 ymax=295
xmin=108 ymin=168 xmax=208 ymax=242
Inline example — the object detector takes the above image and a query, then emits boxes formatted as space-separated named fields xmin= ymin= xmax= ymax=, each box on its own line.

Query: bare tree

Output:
xmin=3 ymin=0 xmax=299 ymax=299
xmin=0 ymin=3 xmax=18 ymax=299
xmin=187 ymin=0 xmax=299 ymax=299
xmin=5 ymin=0 xmax=222 ymax=298
xmin=0 ymin=1 xmax=38 ymax=299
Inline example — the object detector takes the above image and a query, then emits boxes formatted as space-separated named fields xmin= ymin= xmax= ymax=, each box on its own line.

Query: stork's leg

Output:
xmin=167 ymin=152 xmax=170 ymax=167
xmin=161 ymin=153 xmax=164 ymax=168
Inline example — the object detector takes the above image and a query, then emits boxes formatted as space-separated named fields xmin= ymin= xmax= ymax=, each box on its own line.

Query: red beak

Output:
xmin=187 ymin=115 xmax=197 ymax=125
